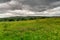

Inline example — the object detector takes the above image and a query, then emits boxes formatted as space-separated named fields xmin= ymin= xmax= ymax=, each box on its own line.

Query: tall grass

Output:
xmin=0 ymin=18 xmax=60 ymax=40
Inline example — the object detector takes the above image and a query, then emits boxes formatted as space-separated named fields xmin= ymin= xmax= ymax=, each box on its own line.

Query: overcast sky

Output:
xmin=0 ymin=0 xmax=60 ymax=18
xmin=0 ymin=0 xmax=60 ymax=11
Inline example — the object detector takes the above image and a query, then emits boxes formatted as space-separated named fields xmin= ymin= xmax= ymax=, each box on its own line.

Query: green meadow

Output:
xmin=0 ymin=18 xmax=60 ymax=40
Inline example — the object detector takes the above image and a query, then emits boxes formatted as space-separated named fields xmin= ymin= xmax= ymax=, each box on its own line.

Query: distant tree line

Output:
xmin=0 ymin=16 xmax=48 ymax=21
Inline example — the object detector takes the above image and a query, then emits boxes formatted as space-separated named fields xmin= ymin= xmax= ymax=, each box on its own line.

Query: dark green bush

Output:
xmin=0 ymin=16 xmax=48 ymax=21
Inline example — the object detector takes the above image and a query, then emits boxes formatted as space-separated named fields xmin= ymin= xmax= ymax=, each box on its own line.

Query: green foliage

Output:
xmin=0 ymin=18 xmax=60 ymax=40
xmin=0 ymin=16 xmax=46 ymax=21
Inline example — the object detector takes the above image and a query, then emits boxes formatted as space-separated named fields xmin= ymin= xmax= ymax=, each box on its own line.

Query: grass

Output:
xmin=0 ymin=18 xmax=60 ymax=40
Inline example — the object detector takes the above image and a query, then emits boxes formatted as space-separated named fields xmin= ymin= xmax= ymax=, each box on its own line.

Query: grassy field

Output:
xmin=0 ymin=18 xmax=60 ymax=40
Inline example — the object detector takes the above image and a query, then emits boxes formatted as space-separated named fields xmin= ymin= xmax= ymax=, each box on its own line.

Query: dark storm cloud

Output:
xmin=0 ymin=0 xmax=60 ymax=18
xmin=0 ymin=0 xmax=60 ymax=11
xmin=12 ymin=0 xmax=60 ymax=11
xmin=0 ymin=0 xmax=10 ymax=3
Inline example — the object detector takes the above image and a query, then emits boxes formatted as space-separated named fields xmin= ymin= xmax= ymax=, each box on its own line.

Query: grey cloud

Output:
xmin=50 ymin=1 xmax=60 ymax=7
xmin=13 ymin=0 xmax=60 ymax=11
xmin=0 ymin=0 xmax=60 ymax=18
xmin=0 ymin=0 xmax=10 ymax=3
xmin=0 ymin=0 xmax=60 ymax=12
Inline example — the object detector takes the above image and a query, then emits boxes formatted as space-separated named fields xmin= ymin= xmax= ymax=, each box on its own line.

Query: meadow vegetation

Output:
xmin=0 ymin=17 xmax=60 ymax=40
